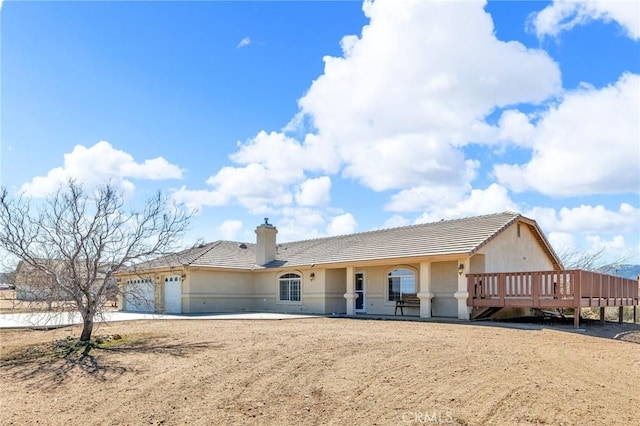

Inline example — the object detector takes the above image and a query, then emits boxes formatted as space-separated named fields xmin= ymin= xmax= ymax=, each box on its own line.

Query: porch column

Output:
xmin=417 ymin=261 xmax=434 ymax=318
xmin=454 ymin=258 xmax=471 ymax=320
xmin=344 ymin=266 xmax=356 ymax=315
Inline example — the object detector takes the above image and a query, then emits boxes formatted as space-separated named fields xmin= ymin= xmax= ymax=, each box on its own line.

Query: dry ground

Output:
xmin=1 ymin=318 xmax=639 ymax=426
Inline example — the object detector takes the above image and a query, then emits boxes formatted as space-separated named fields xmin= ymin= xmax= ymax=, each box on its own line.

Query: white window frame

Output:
xmin=386 ymin=267 xmax=417 ymax=303
xmin=278 ymin=272 xmax=302 ymax=304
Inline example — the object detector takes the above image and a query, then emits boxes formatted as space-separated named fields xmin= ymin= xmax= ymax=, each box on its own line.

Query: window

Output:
xmin=279 ymin=273 xmax=301 ymax=302
xmin=387 ymin=268 xmax=416 ymax=301
xmin=126 ymin=278 xmax=153 ymax=284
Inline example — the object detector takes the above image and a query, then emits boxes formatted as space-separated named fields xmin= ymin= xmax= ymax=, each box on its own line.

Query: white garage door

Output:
xmin=124 ymin=279 xmax=155 ymax=312
xmin=164 ymin=276 xmax=182 ymax=314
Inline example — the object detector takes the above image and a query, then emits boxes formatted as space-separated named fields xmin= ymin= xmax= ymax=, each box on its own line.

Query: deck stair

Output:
xmin=471 ymin=307 xmax=502 ymax=320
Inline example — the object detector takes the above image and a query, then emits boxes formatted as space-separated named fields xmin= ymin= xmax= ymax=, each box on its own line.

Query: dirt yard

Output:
xmin=1 ymin=318 xmax=639 ymax=425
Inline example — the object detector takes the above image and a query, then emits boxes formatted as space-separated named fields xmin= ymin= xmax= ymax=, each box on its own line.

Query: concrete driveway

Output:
xmin=0 ymin=311 xmax=319 ymax=329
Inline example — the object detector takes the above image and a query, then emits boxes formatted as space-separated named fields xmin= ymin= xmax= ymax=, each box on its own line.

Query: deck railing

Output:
xmin=467 ymin=269 xmax=639 ymax=310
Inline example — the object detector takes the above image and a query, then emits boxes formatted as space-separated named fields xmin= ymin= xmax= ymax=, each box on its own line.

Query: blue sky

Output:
xmin=1 ymin=0 xmax=639 ymax=264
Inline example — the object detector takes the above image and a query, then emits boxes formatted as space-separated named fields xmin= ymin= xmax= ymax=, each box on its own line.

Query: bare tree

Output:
xmin=558 ymin=248 xmax=607 ymax=271
xmin=0 ymin=180 xmax=191 ymax=341
xmin=559 ymin=247 xmax=631 ymax=272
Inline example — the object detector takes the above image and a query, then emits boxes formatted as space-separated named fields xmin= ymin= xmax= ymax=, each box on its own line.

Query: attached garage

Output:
xmin=163 ymin=276 xmax=182 ymax=314
xmin=124 ymin=279 xmax=155 ymax=312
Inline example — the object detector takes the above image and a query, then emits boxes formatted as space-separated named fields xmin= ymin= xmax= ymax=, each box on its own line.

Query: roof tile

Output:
xmin=133 ymin=212 xmax=526 ymax=271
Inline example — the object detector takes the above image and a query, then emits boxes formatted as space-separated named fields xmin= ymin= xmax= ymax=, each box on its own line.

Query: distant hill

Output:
xmin=598 ymin=264 xmax=640 ymax=280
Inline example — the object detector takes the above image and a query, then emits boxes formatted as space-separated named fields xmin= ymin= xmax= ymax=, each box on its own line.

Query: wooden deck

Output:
xmin=467 ymin=270 xmax=639 ymax=328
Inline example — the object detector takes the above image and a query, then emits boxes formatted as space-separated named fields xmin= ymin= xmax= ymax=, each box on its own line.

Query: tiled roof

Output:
xmin=131 ymin=212 xmax=546 ymax=271
xmin=261 ymin=211 xmax=522 ymax=268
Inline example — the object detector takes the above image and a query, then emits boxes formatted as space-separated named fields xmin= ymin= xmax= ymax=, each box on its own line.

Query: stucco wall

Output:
xmin=431 ymin=261 xmax=458 ymax=317
xmin=253 ymin=269 xmax=328 ymax=314
xmin=253 ymin=271 xmax=285 ymax=312
xmin=477 ymin=222 xmax=554 ymax=272
xmin=348 ymin=264 xmax=421 ymax=316
xmin=185 ymin=270 xmax=254 ymax=313
xmin=325 ymin=268 xmax=346 ymax=314
xmin=469 ymin=253 xmax=486 ymax=274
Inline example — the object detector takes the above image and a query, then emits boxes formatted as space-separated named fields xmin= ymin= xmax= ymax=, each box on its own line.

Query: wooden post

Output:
xmin=574 ymin=270 xmax=581 ymax=329
xmin=532 ymin=272 xmax=539 ymax=308
xmin=634 ymin=306 xmax=637 ymax=324
xmin=600 ymin=306 xmax=606 ymax=325
xmin=619 ymin=306 xmax=624 ymax=324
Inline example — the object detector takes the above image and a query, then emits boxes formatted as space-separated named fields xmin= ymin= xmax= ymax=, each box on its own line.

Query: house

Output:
xmin=14 ymin=260 xmax=117 ymax=303
xmin=116 ymin=211 xmax=563 ymax=319
xmin=14 ymin=260 xmax=67 ymax=301
xmin=0 ymin=272 xmax=14 ymax=290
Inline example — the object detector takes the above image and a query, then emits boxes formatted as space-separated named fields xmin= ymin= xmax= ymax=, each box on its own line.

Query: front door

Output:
xmin=355 ymin=272 xmax=365 ymax=312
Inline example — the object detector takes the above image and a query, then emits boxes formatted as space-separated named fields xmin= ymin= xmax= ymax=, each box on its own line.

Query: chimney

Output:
xmin=255 ymin=218 xmax=277 ymax=265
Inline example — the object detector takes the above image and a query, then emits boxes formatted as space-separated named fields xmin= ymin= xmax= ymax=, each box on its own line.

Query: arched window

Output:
xmin=279 ymin=273 xmax=301 ymax=302
xmin=387 ymin=268 xmax=416 ymax=301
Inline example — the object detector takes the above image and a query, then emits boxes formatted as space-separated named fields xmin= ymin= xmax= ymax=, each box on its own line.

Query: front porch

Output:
xmin=467 ymin=270 xmax=640 ymax=328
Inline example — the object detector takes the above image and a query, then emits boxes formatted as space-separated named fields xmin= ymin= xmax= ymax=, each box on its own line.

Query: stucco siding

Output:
xmin=361 ymin=266 xmax=385 ymax=314
xmin=325 ymin=268 xmax=346 ymax=314
xmin=253 ymin=271 xmax=285 ymax=312
xmin=346 ymin=264 xmax=421 ymax=315
xmin=470 ymin=253 xmax=486 ymax=274
xmin=254 ymin=269 xmax=329 ymax=314
xmin=432 ymin=297 xmax=457 ymax=317
xmin=477 ymin=222 xmax=554 ymax=272
xmin=185 ymin=270 xmax=254 ymax=313
xmin=430 ymin=261 xmax=458 ymax=317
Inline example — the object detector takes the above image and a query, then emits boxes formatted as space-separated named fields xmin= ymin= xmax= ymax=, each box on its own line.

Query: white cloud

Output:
xmin=414 ymin=184 xmax=519 ymax=223
xmin=170 ymin=0 xmax=638 ymax=263
xmin=495 ymin=73 xmax=640 ymax=196
xmin=21 ymin=141 xmax=183 ymax=198
xmin=172 ymin=186 xmax=229 ymax=214
xmin=219 ymin=220 xmax=243 ymax=241
xmin=275 ymin=207 xmax=327 ymax=242
xmin=327 ymin=213 xmax=357 ymax=236
xmin=172 ymin=131 xmax=340 ymax=213
xmin=340 ymin=134 xmax=471 ymax=192
xmin=237 ymin=37 xmax=252 ymax=49
xmin=525 ymin=203 xmax=640 ymax=263
xmin=297 ymin=0 xmax=560 ymax=192
xmin=495 ymin=110 xmax=537 ymax=148
xmin=530 ymin=0 xmax=640 ymax=40
xmin=178 ymin=0 xmax=561 ymax=215
xmin=231 ymin=131 xmax=340 ymax=176
xmin=206 ymin=164 xmax=294 ymax=214
xmin=295 ymin=176 xmax=331 ymax=206
xmin=280 ymin=207 xmax=326 ymax=229
xmin=386 ymin=183 xmax=470 ymax=213
xmin=382 ymin=215 xmax=411 ymax=229
xmin=585 ymin=235 xmax=639 ymax=264
xmin=529 ymin=203 xmax=640 ymax=235
xmin=547 ymin=231 xmax=577 ymax=254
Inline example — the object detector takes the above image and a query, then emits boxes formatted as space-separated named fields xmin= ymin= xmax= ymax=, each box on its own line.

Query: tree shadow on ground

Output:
xmin=0 ymin=336 xmax=222 ymax=391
